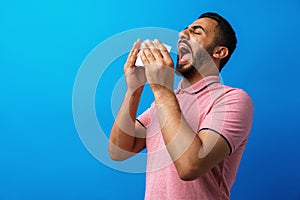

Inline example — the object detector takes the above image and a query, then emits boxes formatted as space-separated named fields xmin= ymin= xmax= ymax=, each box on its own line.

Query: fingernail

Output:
xmin=156 ymin=39 xmax=161 ymax=44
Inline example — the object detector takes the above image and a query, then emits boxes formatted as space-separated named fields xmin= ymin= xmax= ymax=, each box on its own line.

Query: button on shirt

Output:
xmin=137 ymin=76 xmax=253 ymax=200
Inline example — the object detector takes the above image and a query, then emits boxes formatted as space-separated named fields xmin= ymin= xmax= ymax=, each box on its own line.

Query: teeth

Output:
xmin=179 ymin=45 xmax=188 ymax=51
xmin=178 ymin=44 xmax=190 ymax=56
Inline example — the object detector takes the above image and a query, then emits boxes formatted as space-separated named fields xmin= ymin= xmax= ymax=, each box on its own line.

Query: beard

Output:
xmin=175 ymin=44 xmax=215 ymax=79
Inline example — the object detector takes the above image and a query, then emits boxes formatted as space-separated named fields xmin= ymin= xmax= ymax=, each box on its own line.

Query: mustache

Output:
xmin=177 ymin=39 xmax=192 ymax=51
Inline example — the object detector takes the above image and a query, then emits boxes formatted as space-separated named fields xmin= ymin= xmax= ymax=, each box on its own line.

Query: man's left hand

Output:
xmin=140 ymin=39 xmax=174 ymax=92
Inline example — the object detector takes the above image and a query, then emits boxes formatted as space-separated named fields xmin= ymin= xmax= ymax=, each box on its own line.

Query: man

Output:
xmin=109 ymin=12 xmax=253 ymax=200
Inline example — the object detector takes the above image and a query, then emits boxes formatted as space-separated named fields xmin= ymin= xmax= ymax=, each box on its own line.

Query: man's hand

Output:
xmin=140 ymin=39 xmax=175 ymax=92
xmin=124 ymin=39 xmax=146 ymax=93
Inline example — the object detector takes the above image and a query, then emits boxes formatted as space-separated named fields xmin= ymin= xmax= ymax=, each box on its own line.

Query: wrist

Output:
xmin=127 ymin=86 xmax=144 ymax=97
xmin=152 ymin=85 xmax=175 ymax=99
xmin=150 ymin=82 xmax=173 ymax=93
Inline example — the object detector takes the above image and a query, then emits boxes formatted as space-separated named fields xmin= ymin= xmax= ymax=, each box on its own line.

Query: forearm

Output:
xmin=109 ymin=87 xmax=143 ymax=155
xmin=153 ymin=87 xmax=204 ymax=179
xmin=139 ymin=39 xmax=230 ymax=180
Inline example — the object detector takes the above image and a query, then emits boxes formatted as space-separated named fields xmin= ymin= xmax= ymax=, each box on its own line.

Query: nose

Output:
xmin=179 ymin=27 xmax=190 ymax=40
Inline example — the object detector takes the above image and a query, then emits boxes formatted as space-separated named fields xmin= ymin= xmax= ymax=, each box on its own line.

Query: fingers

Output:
xmin=129 ymin=39 xmax=141 ymax=56
xmin=140 ymin=39 xmax=173 ymax=68
xmin=145 ymin=40 xmax=164 ymax=60
xmin=125 ymin=39 xmax=141 ymax=70
xmin=153 ymin=39 xmax=173 ymax=67
xmin=126 ymin=39 xmax=173 ymax=70
xmin=140 ymin=40 xmax=160 ymax=65
xmin=153 ymin=39 xmax=169 ymax=58
xmin=134 ymin=38 xmax=142 ymax=55
xmin=140 ymin=42 xmax=154 ymax=65
xmin=128 ymin=48 xmax=138 ymax=64
xmin=129 ymin=39 xmax=141 ymax=60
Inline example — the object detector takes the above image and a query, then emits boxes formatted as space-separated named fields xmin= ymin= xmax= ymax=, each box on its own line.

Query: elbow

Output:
xmin=108 ymin=143 xmax=124 ymax=161
xmin=109 ymin=151 xmax=126 ymax=161
xmin=108 ymin=145 xmax=125 ymax=161
xmin=177 ymin=164 xmax=205 ymax=181
xmin=108 ymin=144 xmax=132 ymax=161
xmin=178 ymin=171 xmax=198 ymax=181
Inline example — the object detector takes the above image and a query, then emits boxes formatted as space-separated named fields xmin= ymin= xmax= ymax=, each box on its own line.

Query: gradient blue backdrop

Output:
xmin=1 ymin=0 xmax=300 ymax=199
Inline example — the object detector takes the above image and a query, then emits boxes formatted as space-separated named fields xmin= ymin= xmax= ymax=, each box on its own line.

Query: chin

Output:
xmin=175 ymin=63 xmax=197 ymax=78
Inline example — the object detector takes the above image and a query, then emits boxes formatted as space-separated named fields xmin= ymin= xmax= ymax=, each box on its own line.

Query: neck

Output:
xmin=181 ymin=72 xmax=203 ymax=88
xmin=181 ymin=63 xmax=219 ymax=89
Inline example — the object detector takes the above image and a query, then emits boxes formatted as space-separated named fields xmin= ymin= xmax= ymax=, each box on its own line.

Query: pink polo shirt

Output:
xmin=137 ymin=76 xmax=253 ymax=200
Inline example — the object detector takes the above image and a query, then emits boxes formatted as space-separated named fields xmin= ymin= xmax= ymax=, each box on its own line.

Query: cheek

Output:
xmin=189 ymin=36 xmax=215 ymax=55
xmin=190 ymin=37 xmax=209 ymax=49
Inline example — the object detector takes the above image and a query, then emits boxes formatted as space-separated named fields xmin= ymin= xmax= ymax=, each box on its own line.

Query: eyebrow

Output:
xmin=191 ymin=25 xmax=206 ymax=33
xmin=185 ymin=25 xmax=206 ymax=33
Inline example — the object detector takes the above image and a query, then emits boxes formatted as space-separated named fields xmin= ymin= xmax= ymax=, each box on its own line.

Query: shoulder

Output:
xmin=215 ymin=86 xmax=254 ymax=151
xmin=209 ymin=85 xmax=254 ymax=119
xmin=222 ymin=85 xmax=253 ymax=108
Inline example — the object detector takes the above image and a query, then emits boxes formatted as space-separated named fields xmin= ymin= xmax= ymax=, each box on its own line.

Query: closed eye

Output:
xmin=191 ymin=25 xmax=205 ymax=35
xmin=193 ymin=29 xmax=202 ymax=35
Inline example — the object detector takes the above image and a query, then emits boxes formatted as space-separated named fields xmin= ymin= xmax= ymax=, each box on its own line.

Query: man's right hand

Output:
xmin=109 ymin=39 xmax=147 ymax=160
xmin=124 ymin=39 xmax=146 ymax=92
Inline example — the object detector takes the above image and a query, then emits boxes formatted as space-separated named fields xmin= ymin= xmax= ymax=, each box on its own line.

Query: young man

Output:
xmin=109 ymin=12 xmax=253 ymax=199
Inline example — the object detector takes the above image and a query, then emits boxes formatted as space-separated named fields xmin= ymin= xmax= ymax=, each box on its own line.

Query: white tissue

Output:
xmin=135 ymin=42 xmax=172 ymax=67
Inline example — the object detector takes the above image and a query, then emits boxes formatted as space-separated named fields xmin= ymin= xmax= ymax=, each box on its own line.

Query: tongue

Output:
xmin=180 ymin=53 xmax=191 ymax=62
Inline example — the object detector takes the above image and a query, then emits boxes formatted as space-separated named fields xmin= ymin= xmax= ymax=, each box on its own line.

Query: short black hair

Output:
xmin=199 ymin=12 xmax=237 ymax=71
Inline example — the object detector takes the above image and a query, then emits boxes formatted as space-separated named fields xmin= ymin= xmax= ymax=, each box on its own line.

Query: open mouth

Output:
xmin=178 ymin=42 xmax=192 ymax=65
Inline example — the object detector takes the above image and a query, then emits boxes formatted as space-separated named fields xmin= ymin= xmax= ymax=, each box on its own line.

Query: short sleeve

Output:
xmin=199 ymin=89 xmax=254 ymax=154
xmin=137 ymin=107 xmax=151 ymax=129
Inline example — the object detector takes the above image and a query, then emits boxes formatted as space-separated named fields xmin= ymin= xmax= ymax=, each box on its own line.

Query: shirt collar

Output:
xmin=175 ymin=76 xmax=220 ymax=95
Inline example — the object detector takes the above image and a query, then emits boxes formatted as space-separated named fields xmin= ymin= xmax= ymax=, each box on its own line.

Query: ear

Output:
xmin=212 ymin=46 xmax=228 ymax=60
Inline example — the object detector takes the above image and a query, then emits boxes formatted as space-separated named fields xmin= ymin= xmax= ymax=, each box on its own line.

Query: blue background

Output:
xmin=1 ymin=0 xmax=300 ymax=199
